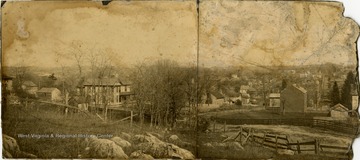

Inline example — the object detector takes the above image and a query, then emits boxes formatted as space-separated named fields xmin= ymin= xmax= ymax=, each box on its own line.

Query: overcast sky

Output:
xmin=2 ymin=0 xmax=359 ymax=68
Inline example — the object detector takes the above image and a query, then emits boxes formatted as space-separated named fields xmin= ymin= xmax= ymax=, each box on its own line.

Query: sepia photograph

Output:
xmin=1 ymin=0 xmax=359 ymax=159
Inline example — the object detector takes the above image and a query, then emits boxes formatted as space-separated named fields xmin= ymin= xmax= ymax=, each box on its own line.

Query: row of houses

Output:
xmin=2 ymin=77 xmax=134 ymax=106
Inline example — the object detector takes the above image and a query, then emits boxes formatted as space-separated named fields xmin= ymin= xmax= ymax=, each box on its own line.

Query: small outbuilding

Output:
xmin=330 ymin=103 xmax=349 ymax=119
xmin=37 ymin=88 xmax=62 ymax=101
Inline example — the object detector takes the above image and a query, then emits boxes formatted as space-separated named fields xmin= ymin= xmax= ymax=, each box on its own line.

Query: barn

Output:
xmin=280 ymin=84 xmax=307 ymax=113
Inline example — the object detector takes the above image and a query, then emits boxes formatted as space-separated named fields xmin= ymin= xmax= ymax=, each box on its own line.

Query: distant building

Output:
xmin=280 ymin=84 xmax=307 ymax=113
xmin=21 ymin=81 xmax=38 ymax=95
xmin=351 ymin=84 xmax=359 ymax=111
xmin=37 ymin=87 xmax=62 ymax=101
xmin=2 ymin=75 xmax=13 ymax=92
xmin=241 ymin=93 xmax=250 ymax=105
xmin=208 ymin=91 xmax=225 ymax=105
xmin=269 ymin=93 xmax=280 ymax=107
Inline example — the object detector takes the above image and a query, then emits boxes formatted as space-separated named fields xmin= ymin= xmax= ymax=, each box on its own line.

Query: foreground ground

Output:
xmin=2 ymin=104 xmax=355 ymax=159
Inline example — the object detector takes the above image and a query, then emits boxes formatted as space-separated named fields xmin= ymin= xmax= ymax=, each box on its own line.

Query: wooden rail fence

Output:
xmin=215 ymin=118 xmax=359 ymax=135
xmin=222 ymin=126 xmax=353 ymax=159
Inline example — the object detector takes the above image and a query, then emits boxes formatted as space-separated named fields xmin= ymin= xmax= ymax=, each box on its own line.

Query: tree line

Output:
xmin=330 ymin=71 xmax=358 ymax=110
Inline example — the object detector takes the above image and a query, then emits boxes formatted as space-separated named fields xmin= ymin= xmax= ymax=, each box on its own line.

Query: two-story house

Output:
xmin=83 ymin=78 xmax=134 ymax=106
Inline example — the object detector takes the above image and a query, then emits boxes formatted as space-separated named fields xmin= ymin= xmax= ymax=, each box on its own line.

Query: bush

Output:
xmin=235 ymin=99 xmax=242 ymax=106
xmin=197 ymin=117 xmax=210 ymax=132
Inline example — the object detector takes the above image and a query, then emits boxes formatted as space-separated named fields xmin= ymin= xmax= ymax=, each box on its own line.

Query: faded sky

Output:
xmin=2 ymin=1 xmax=198 ymax=68
xmin=200 ymin=1 xmax=359 ymax=67
xmin=1 ymin=1 xmax=359 ymax=68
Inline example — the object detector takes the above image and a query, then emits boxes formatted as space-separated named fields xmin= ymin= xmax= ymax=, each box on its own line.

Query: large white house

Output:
xmin=83 ymin=78 xmax=134 ymax=106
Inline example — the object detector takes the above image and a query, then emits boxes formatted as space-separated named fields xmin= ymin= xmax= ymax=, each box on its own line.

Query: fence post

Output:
xmin=240 ymin=127 xmax=242 ymax=142
xmin=275 ymin=135 xmax=278 ymax=150
xmin=130 ymin=110 xmax=133 ymax=127
xmin=315 ymin=139 xmax=319 ymax=154
xmin=297 ymin=141 xmax=301 ymax=154
xmin=213 ymin=120 xmax=216 ymax=132
xmin=262 ymin=133 xmax=266 ymax=147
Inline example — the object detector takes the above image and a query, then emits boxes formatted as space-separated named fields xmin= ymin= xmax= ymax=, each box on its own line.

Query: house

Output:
xmin=208 ymin=91 xmax=225 ymax=105
xmin=269 ymin=93 xmax=280 ymax=107
xmin=2 ymin=75 xmax=13 ymax=92
xmin=37 ymin=87 xmax=62 ymax=101
xmin=83 ymin=78 xmax=134 ymax=106
xmin=330 ymin=103 xmax=349 ymax=119
xmin=21 ymin=81 xmax=38 ymax=95
xmin=280 ymin=84 xmax=307 ymax=113
xmin=239 ymin=85 xmax=250 ymax=94
xmin=239 ymin=85 xmax=256 ymax=96
xmin=241 ymin=93 xmax=250 ymax=105
xmin=351 ymin=85 xmax=359 ymax=110
xmin=68 ymin=96 xmax=88 ymax=111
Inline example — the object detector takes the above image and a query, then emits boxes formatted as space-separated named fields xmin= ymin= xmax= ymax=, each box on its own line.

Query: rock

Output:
xmin=169 ymin=135 xmax=179 ymax=142
xmin=203 ymin=142 xmax=214 ymax=148
xmin=220 ymin=134 xmax=228 ymax=139
xmin=85 ymin=136 xmax=128 ymax=159
xmin=227 ymin=142 xmax=244 ymax=151
xmin=135 ymin=133 xmax=195 ymax=159
xmin=204 ymin=142 xmax=243 ymax=151
xmin=111 ymin=137 xmax=131 ymax=148
xmin=120 ymin=132 xmax=132 ymax=141
xmin=168 ymin=144 xmax=195 ymax=159
xmin=3 ymin=134 xmax=20 ymax=157
xmin=3 ymin=134 xmax=37 ymax=158
xmin=277 ymin=149 xmax=295 ymax=155
xmin=130 ymin=150 xmax=154 ymax=159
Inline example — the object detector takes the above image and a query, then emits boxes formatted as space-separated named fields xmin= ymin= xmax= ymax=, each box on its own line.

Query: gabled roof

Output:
xmin=330 ymin=103 xmax=349 ymax=112
xmin=240 ymin=85 xmax=250 ymax=90
xmin=241 ymin=93 xmax=250 ymax=98
xmin=83 ymin=78 xmax=121 ymax=86
xmin=2 ymin=75 xmax=13 ymax=80
xmin=22 ymin=81 xmax=37 ymax=87
xmin=269 ymin=93 xmax=280 ymax=98
xmin=210 ymin=91 xmax=224 ymax=99
xmin=83 ymin=78 xmax=132 ymax=86
xmin=37 ymin=87 xmax=60 ymax=93
xmin=292 ymin=84 xmax=307 ymax=93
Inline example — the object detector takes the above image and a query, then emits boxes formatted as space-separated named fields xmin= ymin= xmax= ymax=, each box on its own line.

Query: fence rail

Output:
xmin=215 ymin=118 xmax=359 ymax=135
xmin=223 ymin=126 xmax=352 ymax=159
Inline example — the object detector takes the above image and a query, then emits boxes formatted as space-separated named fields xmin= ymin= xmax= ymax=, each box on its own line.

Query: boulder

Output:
xmin=277 ymin=149 xmax=295 ymax=155
xmin=203 ymin=142 xmax=214 ymax=148
xmin=227 ymin=142 xmax=244 ymax=151
xmin=84 ymin=136 xmax=128 ymax=159
xmin=3 ymin=134 xmax=37 ymax=158
xmin=135 ymin=133 xmax=195 ymax=159
xmin=168 ymin=144 xmax=195 ymax=159
xmin=110 ymin=137 xmax=131 ymax=148
xmin=204 ymin=142 xmax=244 ymax=151
xmin=130 ymin=150 xmax=154 ymax=159
xmin=120 ymin=132 xmax=132 ymax=141
xmin=169 ymin=135 xmax=180 ymax=142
